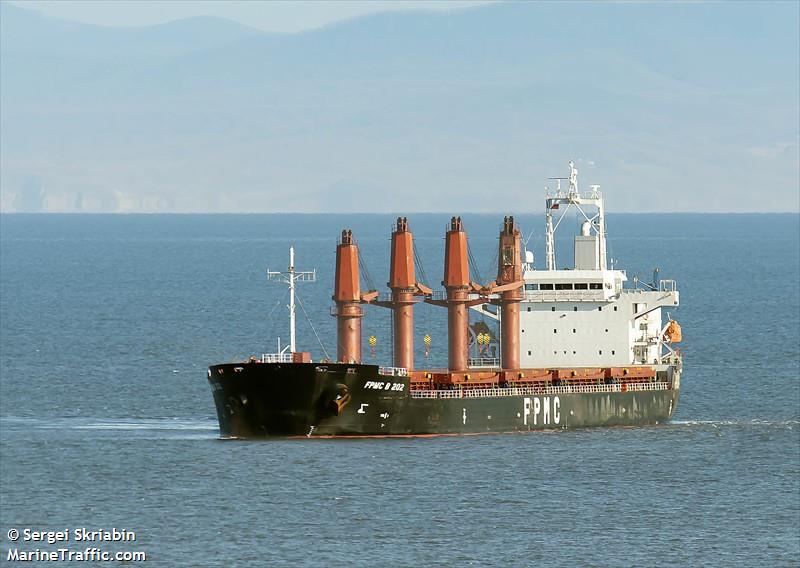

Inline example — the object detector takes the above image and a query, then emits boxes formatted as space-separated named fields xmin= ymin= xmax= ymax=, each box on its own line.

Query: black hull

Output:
xmin=207 ymin=362 xmax=680 ymax=438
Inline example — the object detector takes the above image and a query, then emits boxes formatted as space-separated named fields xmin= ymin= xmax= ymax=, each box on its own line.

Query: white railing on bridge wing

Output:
xmin=379 ymin=366 xmax=408 ymax=377
xmin=409 ymin=382 xmax=669 ymax=399
xmin=260 ymin=353 xmax=293 ymax=363
xmin=468 ymin=357 xmax=500 ymax=368
xmin=659 ymin=279 xmax=677 ymax=292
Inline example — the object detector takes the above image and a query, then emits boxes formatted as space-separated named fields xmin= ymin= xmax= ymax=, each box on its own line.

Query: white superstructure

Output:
xmin=476 ymin=162 xmax=680 ymax=368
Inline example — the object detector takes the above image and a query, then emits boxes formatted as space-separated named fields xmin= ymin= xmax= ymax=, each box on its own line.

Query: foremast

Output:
xmin=267 ymin=247 xmax=316 ymax=355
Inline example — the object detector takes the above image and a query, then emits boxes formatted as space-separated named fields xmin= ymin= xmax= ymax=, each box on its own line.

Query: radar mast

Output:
xmin=544 ymin=161 xmax=607 ymax=271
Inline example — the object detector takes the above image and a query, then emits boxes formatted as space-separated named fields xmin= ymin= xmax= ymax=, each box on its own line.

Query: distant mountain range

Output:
xmin=1 ymin=1 xmax=797 ymax=212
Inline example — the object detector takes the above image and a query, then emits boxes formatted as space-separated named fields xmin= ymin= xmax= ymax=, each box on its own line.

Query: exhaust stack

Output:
xmin=496 ymin=216 xmax=523 ymax=369
xmin=443 ymin=217 xmax=471 ymax=372
xmin=333 ymin=229 xmax=364 ymax=363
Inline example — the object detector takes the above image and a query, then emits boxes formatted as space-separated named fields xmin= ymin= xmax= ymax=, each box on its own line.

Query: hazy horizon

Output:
xmin=1 ymin=1 xmax=798 ymax=214
xmin=7 ymin=0 xmax=495 ymax=33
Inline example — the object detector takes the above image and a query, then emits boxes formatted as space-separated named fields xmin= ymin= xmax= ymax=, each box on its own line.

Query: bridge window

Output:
xmin=590 ymin=283 xmax=603 ymax=290
xmin=573 ymin=306 xmax=578 ymax=311
xmin=525 ymin=283 xmax=538 ymax=291
xmin=574 ymin=283 xmax=588 ymax=290
xmin=540 ymin=284 xmax=554 ymax=290
xmin=555 ymin=283 xmax=573 ymax=290
xmin=551 ymin=307 xmax=556 ymax=312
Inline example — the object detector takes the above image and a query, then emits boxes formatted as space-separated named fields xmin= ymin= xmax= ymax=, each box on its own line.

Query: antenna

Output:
xmin=568 ymin=160 xmax=578 ymax=194
xmin=267 ymin=247 xmax=316 ymax=353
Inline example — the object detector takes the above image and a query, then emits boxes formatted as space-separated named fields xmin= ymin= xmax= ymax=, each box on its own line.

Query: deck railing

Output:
xmin=468 ymin=357 xmax=500 ymax=368
xmin=260 ymin=353 xmax=293 ymax=363
xmin=379 ymin=366 xmax=409 ymax=377
xmin=409 ymin=381 xmax=669 ymax=399
xmin=522 ymin=290 xmax=607 ymax=302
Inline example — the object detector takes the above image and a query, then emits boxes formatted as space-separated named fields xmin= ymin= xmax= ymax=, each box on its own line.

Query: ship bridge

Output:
xmin=520 ymin=269 xmax=625 ymax=302
xmin=471 ymin=161 xmax=680 ymax=369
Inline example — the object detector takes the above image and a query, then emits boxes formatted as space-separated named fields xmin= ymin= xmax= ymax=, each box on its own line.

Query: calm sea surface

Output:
xmin=1 ymin=213 xmax=798 ymax=567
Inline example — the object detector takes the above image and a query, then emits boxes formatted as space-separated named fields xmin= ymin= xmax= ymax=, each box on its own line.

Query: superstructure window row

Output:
xmin=525 ymin=283 xmax=603 ymax=291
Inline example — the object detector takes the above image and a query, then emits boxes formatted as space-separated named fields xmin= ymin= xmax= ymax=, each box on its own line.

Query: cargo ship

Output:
xmin=207 ymin=162 xmax=683 ymax=437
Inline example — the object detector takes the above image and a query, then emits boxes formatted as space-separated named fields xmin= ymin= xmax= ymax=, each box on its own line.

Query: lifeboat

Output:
xmin=664 ymin=320 xmax=682 ymax=343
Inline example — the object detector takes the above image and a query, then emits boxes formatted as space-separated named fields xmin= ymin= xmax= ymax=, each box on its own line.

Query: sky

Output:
xmin=8 ymin=0 xmax=494 ymax=33
xmin=1 ymin=1 xmax=798 ymax=213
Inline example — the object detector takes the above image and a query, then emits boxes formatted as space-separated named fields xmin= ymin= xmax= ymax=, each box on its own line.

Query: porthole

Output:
xmin=551 ymin=307 xmax=556 ymax=312
xmin=573 ymin=306 xmax=578 ymax=312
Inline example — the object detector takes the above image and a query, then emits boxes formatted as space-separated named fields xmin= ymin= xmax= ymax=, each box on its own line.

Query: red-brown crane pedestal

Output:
xmin=333 ymin=229 xmax=378 ymax=364
xmin=373 ymin=217 xmax=432 ymax=371
xmin=424 ymin=217 xmax=487 ymax=373
xmin=495 ymin=216 xmax=524 ymax=370
xmin=444 ymin=217 xmax=471 ymax=372
xmin=388 ymin=218 xmax=417 ymax=371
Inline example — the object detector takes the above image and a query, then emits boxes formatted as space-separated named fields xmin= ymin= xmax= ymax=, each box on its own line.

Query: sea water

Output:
xmin=1 ymin=213 xmax=798 ymax=567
